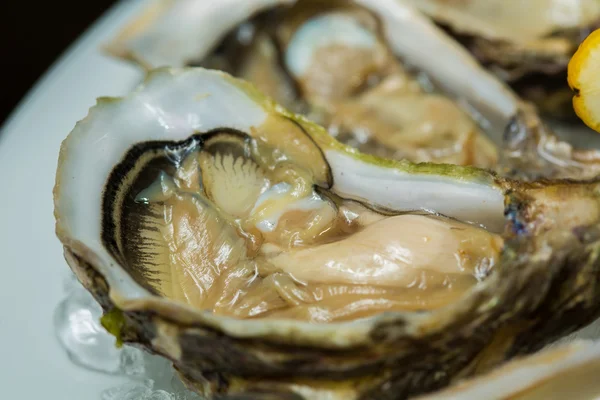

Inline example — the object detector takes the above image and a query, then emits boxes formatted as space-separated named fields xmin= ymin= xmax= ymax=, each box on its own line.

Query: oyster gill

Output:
xmin=55 ymin=68 xmax=600 ymax=399
xmin=405 ymin=0 xmax=600 ymax=119
xmin=105 ymin=0 xmax=600 ymax=181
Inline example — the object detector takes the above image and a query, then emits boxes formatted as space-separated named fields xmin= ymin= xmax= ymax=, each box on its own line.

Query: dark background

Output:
xmin=1 ymin=1 xmax=117 ymax=124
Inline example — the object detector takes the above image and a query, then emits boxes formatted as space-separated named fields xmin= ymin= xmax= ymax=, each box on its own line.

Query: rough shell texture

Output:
xmin=54 ymin=68 xmax=600 ymax=400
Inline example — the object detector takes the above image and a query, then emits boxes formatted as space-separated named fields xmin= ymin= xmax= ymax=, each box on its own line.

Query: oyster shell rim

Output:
xmin=54 ymin=67 xmax=600 ymax=351
xmin=415 ymin=338 xmax=600 ymax=399
xmin=404 ymin=0 xmax=600 ymax=45
xmin=54 ymin=67 xmax=513 ymax=348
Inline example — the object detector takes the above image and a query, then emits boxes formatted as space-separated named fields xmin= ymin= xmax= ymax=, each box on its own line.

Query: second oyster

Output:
xmin=106 ymin=0 xmax=600 ymax=180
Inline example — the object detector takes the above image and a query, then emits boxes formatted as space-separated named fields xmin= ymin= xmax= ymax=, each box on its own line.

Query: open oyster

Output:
xmin=105 ymin=0 xmax=600 ymax=180
xmin=405 ymin=0 xmax=600 ymax=120
xmin=55 ymin=68 xmax=600 ymax=399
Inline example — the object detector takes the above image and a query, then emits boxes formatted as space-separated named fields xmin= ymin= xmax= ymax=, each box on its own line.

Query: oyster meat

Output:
xmin=405 ymin=0 xmax=600 ymax=119
xmin=54 ymin=68 xmax=600 ymax=399
xmin=106 ymin=0 xmax=600 ymax=180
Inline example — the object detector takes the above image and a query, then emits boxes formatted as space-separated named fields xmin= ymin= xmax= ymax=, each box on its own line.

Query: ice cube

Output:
xmin=120 ymin=346 xmax=147 ymax=377
xmin=101 ymin=379 xmax=154 ymax=400
xmin=54 ymin=285 xmax=149 ymax=375
xmin=147 ymin=390 xmax=175 ymax=400
xmin=53 ymin=288 xmax=124 ymax=373
xmin=56 ymin=274 xmax=202 ymax=399
xmin=174 ymin=392 xmax=205 ymax=400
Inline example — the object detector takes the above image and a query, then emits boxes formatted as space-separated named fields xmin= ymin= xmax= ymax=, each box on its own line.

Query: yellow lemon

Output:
xmin=569 ymin=29 xmax=600 ymax=133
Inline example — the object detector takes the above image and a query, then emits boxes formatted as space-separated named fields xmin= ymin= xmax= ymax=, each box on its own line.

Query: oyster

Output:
xmin=107 ymin=0 xmax=502 ymax=169
xmin=405 ymin=0 xmax=600 ymax=120
xmin=105 ymin=0 xmax=600 ymax=180
xmin=54 ymin=67 xmax=600 ymax=399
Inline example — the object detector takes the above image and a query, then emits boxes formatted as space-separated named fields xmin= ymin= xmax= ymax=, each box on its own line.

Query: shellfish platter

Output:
xmin=6 ymin=0 xmax=600 ymax=399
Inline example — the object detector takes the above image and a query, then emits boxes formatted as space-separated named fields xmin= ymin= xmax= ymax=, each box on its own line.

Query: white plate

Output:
xmin=4 ymin=1 xmax=600 ymax=398
xmin=0 ymin=1 xmax=147 ymax=398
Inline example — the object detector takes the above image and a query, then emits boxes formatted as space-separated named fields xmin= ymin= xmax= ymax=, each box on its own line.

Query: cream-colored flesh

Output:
xmin=156 ymin=193 xmax=248 ymax=307
xmin=199 ymin=150 xmax=269 ymax=218
xmin=268 ymin=214 xmax=501 ymax=287
xmin=327 ymin=75 xmax=497 ymax=167
xmin=135 ymin=138 xmax=502 ymax=323
xmin=285 ymin=12 xmax=380 ymax=85
xmin=277 ymin=7 xmax=498 ymax=167
xmin=145 ymin=188 xmax=500 ymax=322
xmin=236 ymin=33 xmax=299 ymax=109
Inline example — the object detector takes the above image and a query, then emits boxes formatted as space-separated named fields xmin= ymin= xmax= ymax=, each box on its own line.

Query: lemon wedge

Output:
xmin=568 ymin=29 xmax=600 ymax=132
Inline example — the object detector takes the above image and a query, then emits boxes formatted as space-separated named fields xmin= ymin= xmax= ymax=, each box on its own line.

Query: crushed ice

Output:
xmin=55 ymin=271 xmax=202 ymax=399
xmin=101 ymin=380 xmax=154 ymax=400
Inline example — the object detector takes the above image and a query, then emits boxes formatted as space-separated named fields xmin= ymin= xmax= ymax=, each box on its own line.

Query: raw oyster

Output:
xmin=107 ymin=0 xmax=501 ymax=168
xmin=54 ymin=67 xmax=600 ymax=399
xmin=405 ymin=0 xmax=600 ymax=120
xmin=105 ymin=0 xmax=600 ymax=180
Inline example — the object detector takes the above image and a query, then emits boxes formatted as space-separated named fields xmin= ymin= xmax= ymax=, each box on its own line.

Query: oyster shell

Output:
xmin=405 ymin=0 xmax=600 ymax=120
xmin=105 ymin=0 xmax=600 ymax=180
xmin=55 ymin=67 xmax=600 ymax=399
xmin=416 ymin=340 xmax=600 ymax=399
